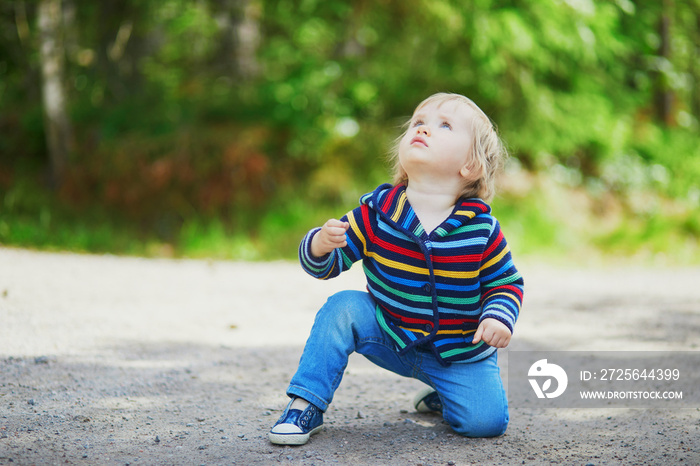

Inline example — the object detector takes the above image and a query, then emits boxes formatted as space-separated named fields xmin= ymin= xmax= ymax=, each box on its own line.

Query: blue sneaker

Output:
xmin=269 ymin=399 xmax=324 ymax=445
xmin=413 ymin=387 xmax=443 ymax=413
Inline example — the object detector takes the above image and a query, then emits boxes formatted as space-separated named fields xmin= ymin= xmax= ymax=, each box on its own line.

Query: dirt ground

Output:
xmin=1 ymin=247 xmax=699 ymax=465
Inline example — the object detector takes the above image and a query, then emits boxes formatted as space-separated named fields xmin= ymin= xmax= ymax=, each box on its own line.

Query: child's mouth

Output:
xmin=410 ymin=137 xmax=428 ymax=147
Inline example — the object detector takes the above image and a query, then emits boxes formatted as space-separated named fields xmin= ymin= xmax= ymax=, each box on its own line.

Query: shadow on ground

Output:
xmin=2 ymin=339 xmax=698 ymax=465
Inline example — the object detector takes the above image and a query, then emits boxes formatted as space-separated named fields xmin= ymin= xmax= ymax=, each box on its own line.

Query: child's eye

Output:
xmin=441 ymin=121 xmax=452 ymax=130
xmin=413 ymin=120 xmax=424 ymax=127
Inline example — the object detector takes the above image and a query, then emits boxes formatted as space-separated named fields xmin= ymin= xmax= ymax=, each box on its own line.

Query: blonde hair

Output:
xmin=389 ymin=92 xmax=507 ymax=202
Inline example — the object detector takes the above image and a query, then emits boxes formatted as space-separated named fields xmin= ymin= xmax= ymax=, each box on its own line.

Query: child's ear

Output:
xmin=460 ymin=165 xmax=472 ymax=179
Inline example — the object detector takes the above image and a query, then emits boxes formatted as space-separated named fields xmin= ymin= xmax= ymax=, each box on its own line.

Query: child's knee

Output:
xmin=454 ymin=418 xmax=507 ymax=438
xmin=325 ymin=290 xmax=366 ymax=309
xmin=320 ymin=291 xmax=373 ymax=322
xmin=313 ymin=290 xmax=373 ymax=334
xmin=445 ymin=405 xmax=509 ymax=438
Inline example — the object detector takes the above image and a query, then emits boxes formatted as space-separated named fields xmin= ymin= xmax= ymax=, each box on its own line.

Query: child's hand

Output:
xmin=311 ymin=219 xmax=350 ymax=257
xmin=472 ymin=318 xmax=511 ymax=348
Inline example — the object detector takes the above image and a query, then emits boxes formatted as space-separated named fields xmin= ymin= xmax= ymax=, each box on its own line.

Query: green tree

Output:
xmin=0 ymin=0 xmax=697 ymax=258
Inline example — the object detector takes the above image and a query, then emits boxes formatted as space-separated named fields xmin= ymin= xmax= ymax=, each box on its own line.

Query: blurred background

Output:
xmin=0 ymin=0 xmax=698 ymax=262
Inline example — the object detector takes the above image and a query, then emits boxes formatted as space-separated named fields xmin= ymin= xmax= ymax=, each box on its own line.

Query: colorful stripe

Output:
xmin=299 ymin=184 xmax=524 ymax=365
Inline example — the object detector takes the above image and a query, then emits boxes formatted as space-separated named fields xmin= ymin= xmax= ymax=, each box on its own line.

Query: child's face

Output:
xmin=398 ymin=99 xmax=475 ymax=185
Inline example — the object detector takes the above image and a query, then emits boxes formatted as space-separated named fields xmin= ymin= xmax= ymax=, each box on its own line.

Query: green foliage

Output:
xmin=0 ymin=177 xmax=146 ymax=254
xmin=0 ymin=0 xmax=698 ymax=262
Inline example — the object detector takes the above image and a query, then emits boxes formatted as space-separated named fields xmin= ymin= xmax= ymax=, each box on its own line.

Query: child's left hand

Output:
xmin=472 ymin=318 xmax=511 ymax=348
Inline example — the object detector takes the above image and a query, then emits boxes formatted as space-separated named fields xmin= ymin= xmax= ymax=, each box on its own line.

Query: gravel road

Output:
xmin=1 ymin=247 xmax=699 ymax=465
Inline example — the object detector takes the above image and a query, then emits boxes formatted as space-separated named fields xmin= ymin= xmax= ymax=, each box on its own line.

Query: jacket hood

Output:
xmin=360 ymin=184 xmax=491 ymax=238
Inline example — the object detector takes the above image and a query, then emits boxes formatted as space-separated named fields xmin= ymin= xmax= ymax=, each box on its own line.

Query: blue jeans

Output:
xmin=287 ymin=290 xmax=509 ymax=438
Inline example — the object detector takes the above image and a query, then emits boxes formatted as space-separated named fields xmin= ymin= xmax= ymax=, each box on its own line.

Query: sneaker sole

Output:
xmin=268 ymin=425 xmax=323 ymax=445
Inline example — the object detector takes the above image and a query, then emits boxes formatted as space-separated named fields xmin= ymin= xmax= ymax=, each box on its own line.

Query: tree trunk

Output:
xmin=693 ymin=7 xmax=700 ymax=119
xmin=655 ymin=0 xmax=675 ymax=126
xmin=236 ymin=0 xmax=261 ymax=79
xmin=212 ymin=0 xmax=261 ymax=79
xmin=38 ymin=0 xmax=72 ymax=188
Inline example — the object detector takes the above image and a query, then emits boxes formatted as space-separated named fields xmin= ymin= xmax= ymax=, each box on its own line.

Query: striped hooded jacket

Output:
xmin=299 ymin=183 xmax=524 ymax=365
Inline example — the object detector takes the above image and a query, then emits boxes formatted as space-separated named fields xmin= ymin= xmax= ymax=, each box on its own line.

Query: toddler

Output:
xmin=269 ymin=92 xmax=524 ymax=445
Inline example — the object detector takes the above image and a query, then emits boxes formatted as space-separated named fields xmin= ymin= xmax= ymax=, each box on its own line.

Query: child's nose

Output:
xmin=418 ymin=125 xmax=431 ymax=137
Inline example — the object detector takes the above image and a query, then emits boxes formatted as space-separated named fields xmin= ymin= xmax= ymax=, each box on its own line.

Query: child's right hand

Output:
xmin=310 ymin=219 xmax=350 ymax=257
